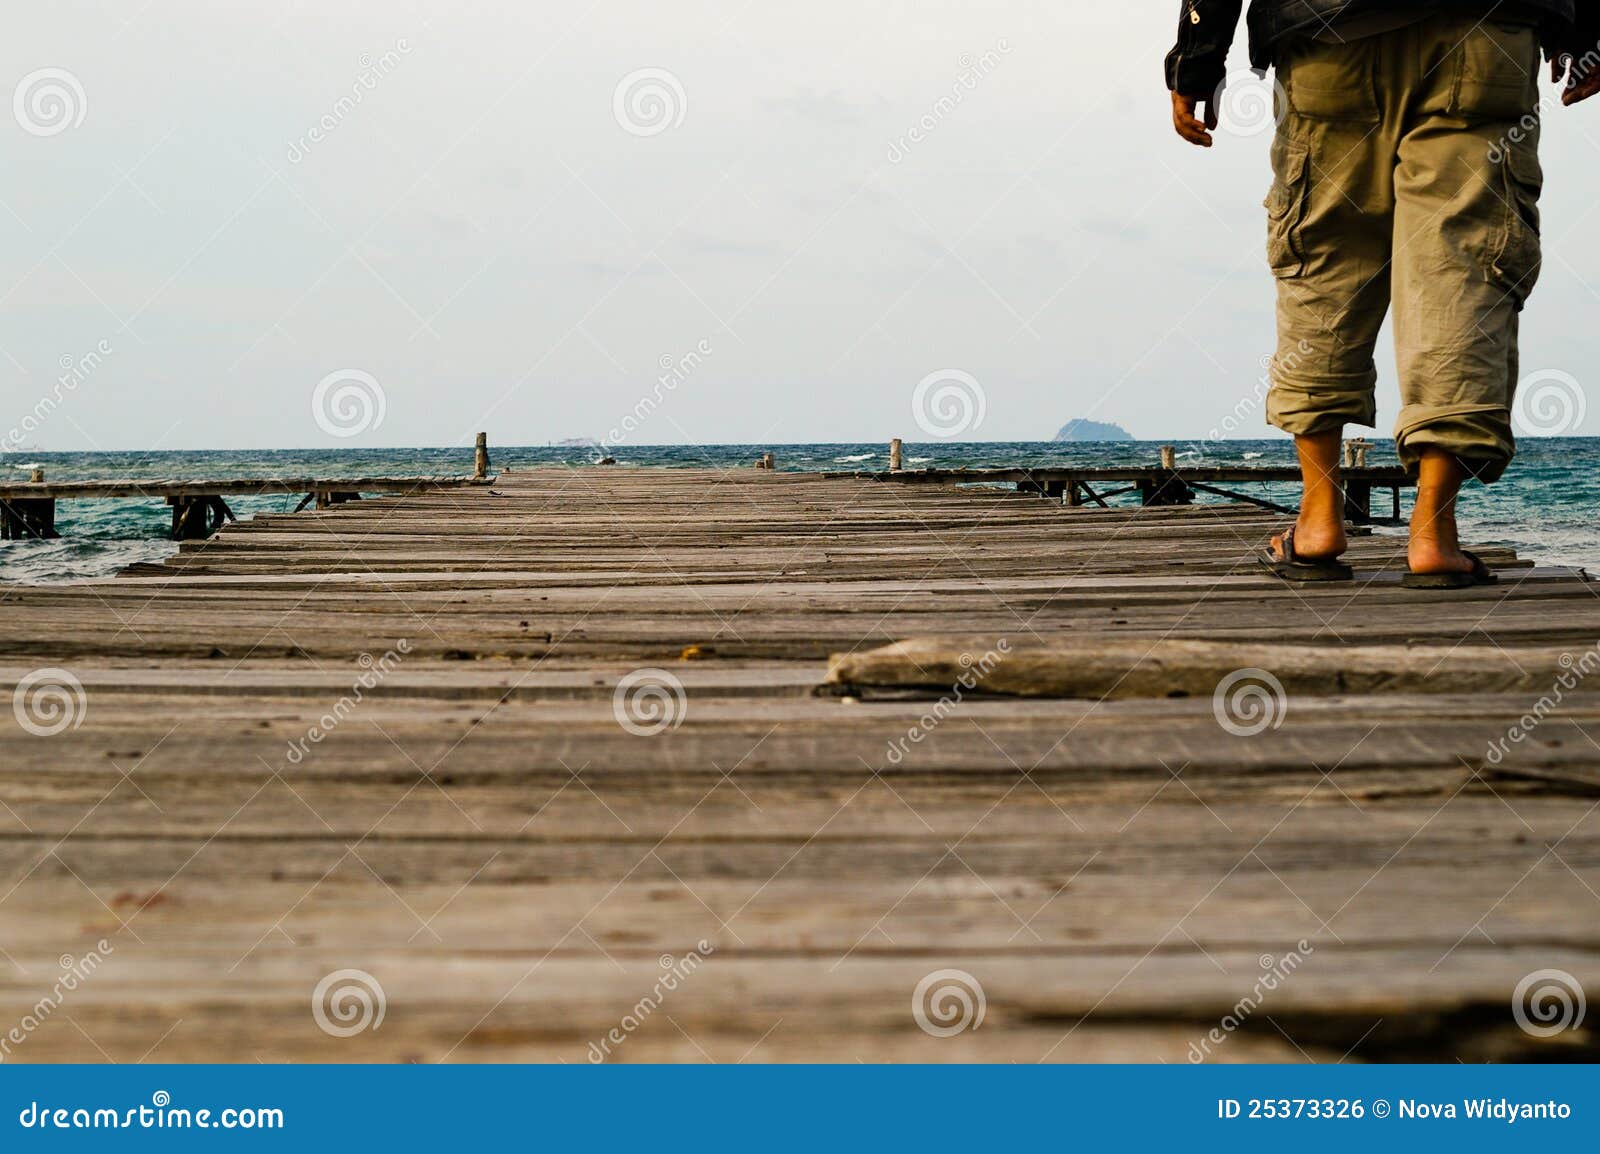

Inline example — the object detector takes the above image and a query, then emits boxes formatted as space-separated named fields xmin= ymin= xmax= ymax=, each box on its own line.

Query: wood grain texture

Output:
xmin=1 ymin=466 xmax=1596 ymax=1064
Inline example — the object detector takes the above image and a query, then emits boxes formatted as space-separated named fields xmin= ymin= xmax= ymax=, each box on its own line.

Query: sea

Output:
xmin=3 ymin=439 xmax=1598 ymax=584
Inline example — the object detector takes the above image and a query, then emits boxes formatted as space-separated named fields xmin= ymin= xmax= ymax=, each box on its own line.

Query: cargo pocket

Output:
xmin=1489 ymin=144 xmax=1543 ymax=310
xmin=1264 ymin=138 xmax=1310 ymax=278
xmin=1450 ymin=22 xmax=1540 ymax=120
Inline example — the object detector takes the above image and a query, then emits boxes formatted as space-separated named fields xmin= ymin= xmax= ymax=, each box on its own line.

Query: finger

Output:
xmin=1564 ymin=68 xmax=1600 ymax=105
xmin=1561 ymin=73 xmax=1600 ymax=106
xmin=1171 ymin=94 xmax=1213 ymax=146
xmin=1175 ymin=112 xmax=1214 ymax=146
xmin=1202 ymin=96 xmax=1220 ymax=131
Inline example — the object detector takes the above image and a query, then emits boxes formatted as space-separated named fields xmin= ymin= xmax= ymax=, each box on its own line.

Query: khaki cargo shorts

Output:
xmin=1265 ymin=13 xmax=1545 ymax=481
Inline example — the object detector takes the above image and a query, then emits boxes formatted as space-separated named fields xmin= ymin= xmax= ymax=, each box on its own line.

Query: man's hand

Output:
xmin=1172 ymin=90 xmax=1219 ymax=146
xmin=1553 ymin=53 xmax=1600 ymax=105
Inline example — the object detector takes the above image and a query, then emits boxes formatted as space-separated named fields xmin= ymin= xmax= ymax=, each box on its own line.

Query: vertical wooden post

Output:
xmin=1159 ymin=445 xmax=1176 ymax=470
xmin=30 ymin=467 xmax=44 ymax=483
xmin=474 ymin=432 xmax=489 ymax=481
xmin=889 ymin=438 xmax=903 ymax=472
xmin=1342 ymin=440 xmax=1356 ymax=469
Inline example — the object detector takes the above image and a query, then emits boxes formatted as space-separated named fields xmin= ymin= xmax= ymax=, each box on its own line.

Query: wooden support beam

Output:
xmin=474 ymin=432 xmax=489 ymax=481
xmin=889 ymin=438 xmax=902 ymax=472
xmin=1185 ymin=482 xmax=1297 ymax=517
xmin=1077 ymin=481 xmax=1111 ymax=509
xmin=168 ymin=496 xmax=220 ymax=540
xmin=0 ymin=498 xmax=58 ymax=540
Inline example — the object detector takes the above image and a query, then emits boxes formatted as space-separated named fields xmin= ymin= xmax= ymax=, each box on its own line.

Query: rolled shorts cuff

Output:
xmin=1394 ymin=404 xmax=1515 ymax=484
xmin=1266 ymin=370 xmax=1378 ymax=437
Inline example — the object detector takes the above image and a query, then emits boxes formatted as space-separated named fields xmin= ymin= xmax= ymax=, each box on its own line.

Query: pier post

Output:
xmin=1343 ymin=483 xmax=1373 ymax=524
xmin=2 ymin=468 xmax=59 ymax=539
xmin=889 ymin=438 xmax=903 ymax=472
xmin=474 ymin=432 xmax=489 ymax=481
xmin=1141 ymin=445 xmax=1192 ymax=507
xmin=1 ymin=499 xmax=57 ymax=539
xmin=168 ymin=496 xmax=226 ymax=540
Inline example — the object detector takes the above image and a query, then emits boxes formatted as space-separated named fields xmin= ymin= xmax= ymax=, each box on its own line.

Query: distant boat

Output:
xmin=1054 ymin=419 xmax=1132 ymax=443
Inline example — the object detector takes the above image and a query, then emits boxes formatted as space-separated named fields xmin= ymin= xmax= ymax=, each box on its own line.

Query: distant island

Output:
xmin=1054 ymin=419 xmax=1133 ymax=442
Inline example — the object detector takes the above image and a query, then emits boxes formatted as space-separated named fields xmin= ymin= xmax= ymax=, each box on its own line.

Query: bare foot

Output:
xmin=1270 ymin=517 xmax=1346 ymax=563
xmin=1407 ymin=534 xmax=1476 ymax=576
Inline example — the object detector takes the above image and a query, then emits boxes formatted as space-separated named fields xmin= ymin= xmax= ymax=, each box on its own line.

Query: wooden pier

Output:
xmin=1 ymin=466 xmax=1598 ymax=1062
xmin=0 ymin=474 xmax=487 ymax=541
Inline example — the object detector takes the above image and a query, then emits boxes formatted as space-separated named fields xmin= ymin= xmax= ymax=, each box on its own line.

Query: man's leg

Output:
xmin=1271 ymin=430 xmax=1345 ymax=561
xmin=1392 ymin=17 xmax=1543 ymax=573
xmin=1408 ymin=449 xmax=1471 ymax=574
xmin=1264 ymin=38 xmax=1397 ymax=562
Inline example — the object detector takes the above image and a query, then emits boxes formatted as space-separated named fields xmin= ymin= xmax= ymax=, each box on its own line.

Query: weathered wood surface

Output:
xmin=0 ymin=467 xmax=1597 ymax=1063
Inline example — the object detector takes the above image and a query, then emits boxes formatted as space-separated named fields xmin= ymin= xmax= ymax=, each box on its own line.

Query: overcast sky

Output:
xmin=3 ymin=1 xmax=1598 ymax=451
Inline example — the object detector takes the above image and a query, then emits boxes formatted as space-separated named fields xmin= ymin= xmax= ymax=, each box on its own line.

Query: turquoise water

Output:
xmin=3 ymin=440 xmax=1598 ymax=583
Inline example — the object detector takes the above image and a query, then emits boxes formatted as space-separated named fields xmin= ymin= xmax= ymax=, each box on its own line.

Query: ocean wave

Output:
xmin=832 ymin=453 xmax=877 ymax=463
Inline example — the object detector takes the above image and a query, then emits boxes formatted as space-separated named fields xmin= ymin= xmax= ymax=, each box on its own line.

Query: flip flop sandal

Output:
xmin=1400 ymin=550 xmax=1497 ymax=589
xmin=1260 ymin=526 xmax=1354 ymax=582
